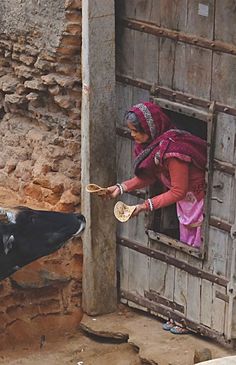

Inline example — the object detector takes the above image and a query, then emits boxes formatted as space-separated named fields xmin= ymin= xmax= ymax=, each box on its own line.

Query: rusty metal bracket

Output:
xmin=230 ymin=224 xmax=236 ymax=240
xmin=211 ymin=196 xmax=223 ymax=203
xmin=116 ymin=74 xmax=236 ymax=117
xmin=120 ymin=17 xmax=236 ymax=57
xmin=117 ymin=236 xmax=229 ymax=288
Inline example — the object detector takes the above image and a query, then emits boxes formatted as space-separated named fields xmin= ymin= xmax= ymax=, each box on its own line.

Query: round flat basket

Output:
xmin=114 ymin=201 xmax=136 ymax=222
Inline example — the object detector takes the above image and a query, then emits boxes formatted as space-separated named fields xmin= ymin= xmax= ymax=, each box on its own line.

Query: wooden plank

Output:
xmin=204 ymin=227 xmax=228 ymax=277
xmin=117 ymin=74 xmax=236 ymax=117
xmin=214 ymin=113 xmax=236 ymax=165
xmin=120 ymin=0 xmax=161 ymax=24
xmin=134 ymin=0 xmax=161 ymax=24
xmin=231 ymin=299 xmax=236 ymax=338
xmin=226 ymin=173 xmax=236 ymax=339
xmin=131 ymin=85 xmax=150 ymax=105
xmin=173 ymin=43 xmax=212 ymax=99
xmin=149 ymin=257 xmax=175 ymax=302
xmin=116 ymin=134 xmax=131 ymax=298
xmin=145 ymin=289 xmax=185 ymax=313
xmin=133 ymin=31 xmax=159 ymax=84
xmin=212 ymin=284 xmax=226 ymax=334
xmin=215 ymin=0 xmax=236 ymax=45
xmin=120 ymin=17 xmax=236 ymax=57
xmin=127 ymin=214 xmax=149 ymax=310
xmin=81 ymin=0 xmax=116 ymax=315
xmin=159 ymin=0 xmax=188 ymax=31
xmin=186 ymin=0 xmax=214 ymax=38
xmin=115 ymin=86 xmax=132 ymax=258
xmin=154 ymin=97 xmax=209 ymax=121
xmin=149 ymin=236 xmax=175 ymax=303
xmin=118 ymin=238 xmax=229 ymax=287
xmin=212 ymin=53 xmax=236 ymax=108
xmin=200 ymin=279 xmax=213 ymax=327
xmin=203 ymin=227 xmax=228 ymax=334
xmin=174 ymin=252 xmax=188 ymax=316
xmin=128 ymin=247 xmax=149 ymax=297
xmin=159 ymin=38 xmax=176 ymax=89
xmin=186 ymin=256 xmax=202 ymax=323
xmin=116 ymin=27 xmax=134 ymax=77
xmin=148 ymin=230 xmax=203 ymax=259
xmin=116 ymin=83 xmax=133 ymax=126
xmin=116 ymin=80 xmax=149 ymax=310
xmin=211 ymin=171 xmax=235 ymax=224
xmin=117 ymin=244 xmax=129 ymax=295
xmin=116 ymin=137 xmax=133 ymax=187
xmin=123 ymin=195 xmax=148 ymax=244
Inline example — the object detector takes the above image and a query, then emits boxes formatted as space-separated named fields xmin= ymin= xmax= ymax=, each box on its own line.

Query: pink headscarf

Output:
xmin=128 ymin=102 xmax=207 ymax=177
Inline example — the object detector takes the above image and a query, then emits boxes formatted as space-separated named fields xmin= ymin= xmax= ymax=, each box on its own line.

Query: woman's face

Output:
xmin=127 ymin=122 xmax=150 ymax=144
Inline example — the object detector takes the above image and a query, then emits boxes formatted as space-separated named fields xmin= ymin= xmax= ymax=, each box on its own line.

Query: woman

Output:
xmin=107 ymin=102 xmax=207 ymax=334
xmin=108 ymin=102 xmax=207 ymax=248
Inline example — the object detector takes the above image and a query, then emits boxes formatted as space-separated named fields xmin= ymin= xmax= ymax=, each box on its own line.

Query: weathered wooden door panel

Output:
xmin=211 ymin=171 xmax=235 ymax=223
xmin=159 ymin=38 xmax=176 ymax=88
xmin=173 ymin=43 xmax=212 ymax=98
xmin=206 ymin=228 xmax=229 ymax=276
xmin=214 ymin=113 xmax=236 ymax=164
xmin=231 ymin=302 xmax=236 ymax=338
xmin=173 ymin=259 xmax=188 ymax=314
xmin=131 ymin=85 xmax=150 ymax=105
xmin=118 ymin=0 xmax=161 ymax=24
xmin=200 ymin=279 xmax=213 ymax=328
xmin=212 ymin=54 xmax=236 ymax=108
xmin=116 ymin=27 xmax=135 ymax=77
xmin=116 ymin=0 xmax=236 ymax=342
xmin=159 ymin=0 xmax=187 ymax=31
xmin=149 ymin=239 xmax=175 ymax=302
xmin=133 ymin=31 xmax=159 ymax=84
xmin=116 ymin=83 xmax=133 ymax=122
xmin=185 ymin=1 xmax=214 ymax=38
xmin=186 ymin=257 xmax=202 ymax=323
xmin=215 ymin=0 xmax=236 ymax=45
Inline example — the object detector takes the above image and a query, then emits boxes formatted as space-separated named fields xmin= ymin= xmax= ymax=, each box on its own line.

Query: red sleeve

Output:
xmin=145 ymin=158 xmax=189 ymax=210
xmin=123 ymin=175 xmax=156 ymax=192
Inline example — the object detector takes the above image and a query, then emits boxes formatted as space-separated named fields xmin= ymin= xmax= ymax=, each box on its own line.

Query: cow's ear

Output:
xmin=2 ymin=233 xmax=15 ymax=255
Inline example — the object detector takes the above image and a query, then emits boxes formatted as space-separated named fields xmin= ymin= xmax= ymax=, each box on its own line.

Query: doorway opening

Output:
xmin=147 ymin=98 xmax=209 ymax=256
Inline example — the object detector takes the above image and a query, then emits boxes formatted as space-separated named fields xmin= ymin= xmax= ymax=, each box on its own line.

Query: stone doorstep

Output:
xmin=79 ymin=307 xmax=234 ymax=365
xmin=199 ymin=357 xmax=236 ymax=364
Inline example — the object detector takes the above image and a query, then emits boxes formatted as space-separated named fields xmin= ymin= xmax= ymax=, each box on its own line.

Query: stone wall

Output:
xmin=0 ymin=0 xmax=83 ymax=346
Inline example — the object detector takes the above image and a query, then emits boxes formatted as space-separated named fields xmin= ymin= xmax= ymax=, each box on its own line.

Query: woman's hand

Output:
xmin=131 ymin=203 xmax=147 ymax=217
xmin=106 ymin=185 xmax=121 ymax=199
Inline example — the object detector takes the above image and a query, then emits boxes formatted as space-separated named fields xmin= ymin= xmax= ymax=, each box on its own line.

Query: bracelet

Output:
xmin=116 ymin=183 xmax=124 ymax=195
xmin=147 ymin=198 xmax=154 ymax=211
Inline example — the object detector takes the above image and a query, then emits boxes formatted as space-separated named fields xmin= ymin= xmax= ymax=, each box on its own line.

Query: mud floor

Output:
xmin=0 ymin=305 xmax=235 ymax=365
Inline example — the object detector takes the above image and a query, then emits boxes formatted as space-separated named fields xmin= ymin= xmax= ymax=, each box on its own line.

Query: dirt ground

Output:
xmin=0 ymin=305 xmax=235 ymax=365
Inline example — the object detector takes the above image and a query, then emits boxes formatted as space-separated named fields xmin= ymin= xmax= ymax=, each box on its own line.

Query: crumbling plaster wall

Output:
xmin=0 ymin=0 xmax=65 ymax=51
xmin=0 ymin=0 xmax=83 ymax=346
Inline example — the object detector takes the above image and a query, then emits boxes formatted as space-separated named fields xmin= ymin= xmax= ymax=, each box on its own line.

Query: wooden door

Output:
xmin=115 ymin=0 xmax=236 ymax=342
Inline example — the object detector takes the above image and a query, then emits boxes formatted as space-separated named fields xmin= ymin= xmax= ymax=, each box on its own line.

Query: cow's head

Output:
xmin=0 ymin=207 xmax=86 ymax=281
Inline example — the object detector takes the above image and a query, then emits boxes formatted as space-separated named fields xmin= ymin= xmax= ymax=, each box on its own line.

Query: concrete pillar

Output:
xmin=81 ymin=0 xmax=117 ymax=315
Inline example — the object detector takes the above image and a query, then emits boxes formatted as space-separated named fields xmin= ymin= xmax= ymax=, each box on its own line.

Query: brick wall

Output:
xmin=0 ymin=0 xmax=83 ymax=346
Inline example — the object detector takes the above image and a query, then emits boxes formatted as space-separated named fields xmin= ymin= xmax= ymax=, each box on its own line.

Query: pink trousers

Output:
xmin=177 ymin=192 xmax=204 ymax=248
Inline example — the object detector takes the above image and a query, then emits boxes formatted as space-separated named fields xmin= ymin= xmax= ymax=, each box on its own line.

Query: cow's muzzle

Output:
xmin=74 ymin=214 xmax=86 ymax=236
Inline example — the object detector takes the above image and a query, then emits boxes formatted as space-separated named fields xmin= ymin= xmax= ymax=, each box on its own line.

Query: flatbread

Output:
xmin=114 ymin=201 xmax=136 ymax=222
xmin=86 ymin=184 xmax=108 ymax=196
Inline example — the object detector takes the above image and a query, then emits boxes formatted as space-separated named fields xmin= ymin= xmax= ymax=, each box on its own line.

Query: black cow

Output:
xmin=0 ymin=206 xmax=86 ymax=281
